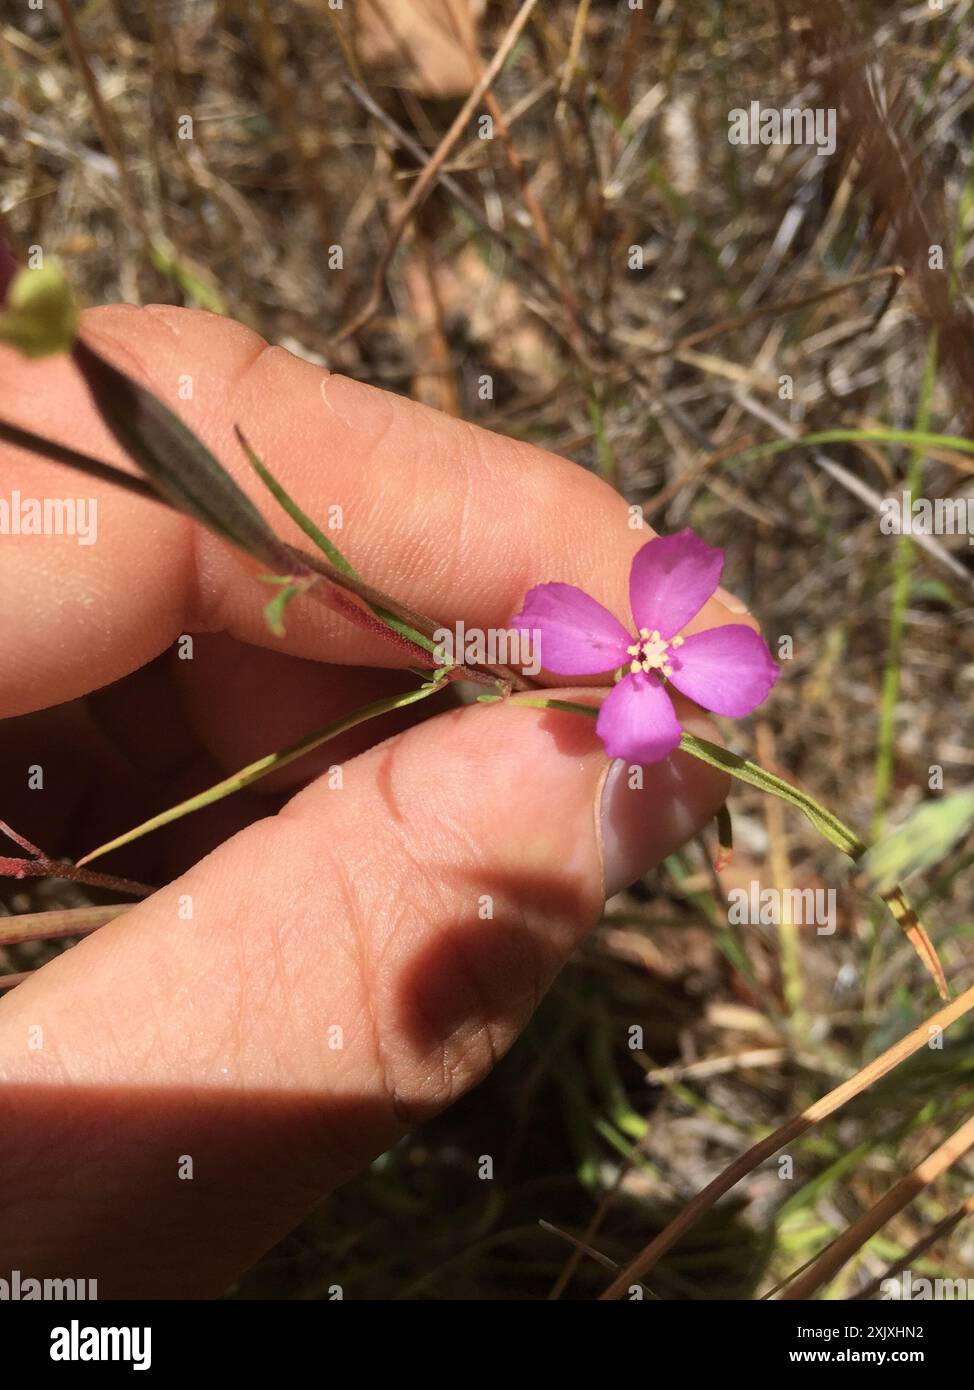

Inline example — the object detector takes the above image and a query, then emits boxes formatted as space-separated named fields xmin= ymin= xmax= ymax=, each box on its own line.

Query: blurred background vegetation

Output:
xmin=2 ymin=0 xmax=974 ymax=1298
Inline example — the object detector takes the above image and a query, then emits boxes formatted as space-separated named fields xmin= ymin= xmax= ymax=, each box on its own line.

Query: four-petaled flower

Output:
xmin=512 ymin=528 xmax=779 ymax=764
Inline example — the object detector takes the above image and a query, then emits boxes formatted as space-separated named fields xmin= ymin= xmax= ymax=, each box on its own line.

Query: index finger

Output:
xmin=0 ymin=303 xmax=752 ymax=717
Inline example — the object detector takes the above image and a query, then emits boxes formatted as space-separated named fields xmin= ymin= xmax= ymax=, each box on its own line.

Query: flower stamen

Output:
xmin=625 ymin=628 xmax=682 ymax=679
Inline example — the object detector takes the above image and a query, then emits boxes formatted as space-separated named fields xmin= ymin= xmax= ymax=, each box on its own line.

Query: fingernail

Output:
xmin=714 ymin=584 xmax=750 ymax=615
xmin=320 ymin=373 xmax=393 ymax=437
xmin=598 ymin=760 xmax=650 ymax=898
xmin=597 ymin=719 xmax=730 ymax=899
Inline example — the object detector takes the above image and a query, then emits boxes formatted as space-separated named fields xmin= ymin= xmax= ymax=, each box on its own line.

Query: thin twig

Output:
xmin=52 ymin=0 xmax=150 ymax=245
xmin=332 ymin=0 xmax=541 ymax=345
xmin=599 ymin=981 xmax=974 ymax=1298
xmin=781 ymin=1108 xmax=974 ymax=1299
xmin=850 ymin=1193 xmax=974 ymax=1301
xmin=0 ymin=904 xmax=131 ymax=947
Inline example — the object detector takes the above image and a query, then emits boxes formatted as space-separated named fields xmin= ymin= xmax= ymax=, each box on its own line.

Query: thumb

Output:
xmin=0 ymin=695 xmax=727 ymax=1296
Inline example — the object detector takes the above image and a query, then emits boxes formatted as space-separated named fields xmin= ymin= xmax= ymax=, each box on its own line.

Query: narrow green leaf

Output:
xmin=860 ymin=792 xmax=974 ymax=894
xmin=235 ymin=425 xmax=357 ymax=576
xmin=78 ymin=677 xmax=448 ymax=866
xmin=236 ymin=426 xmax=439 ymax=657
xmin=72 ymin=340 xmax=295 ymax=571
xmin=258 ymin=576 xmax=309 ymax=637
xmin=721 ymin=426 xmax=974 ymax=473
xmin=678 ymin=732 xmax=865 ymax=857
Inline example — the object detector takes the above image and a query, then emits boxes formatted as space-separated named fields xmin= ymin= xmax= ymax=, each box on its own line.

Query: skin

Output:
xmin=0 ymin=306 xmax=756 ymax=1297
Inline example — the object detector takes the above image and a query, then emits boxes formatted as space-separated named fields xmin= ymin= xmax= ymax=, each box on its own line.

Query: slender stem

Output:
xmin=864 ymin=332 xmax=939 ymax=1010
xmin=598 ymin=981 xmax=974 ymax=1299
xmin=483 ymin=696 xmax=947 ymax=997
xmin=0 ymin=904 xmax=130 ymax=947
xmin=78 ymin=677 xmax=449 ymax=866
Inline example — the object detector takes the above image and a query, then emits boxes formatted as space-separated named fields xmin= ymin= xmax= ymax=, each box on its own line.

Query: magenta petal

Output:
xmin=629 ymin=529 xmax=724 ymax=639
xmin=667 ymin=624 xmax=779 ymax=717
xmin=596 ymin=672 xmax=683 ymax=764
xmin=511 ymin=582 xmax=632 ymax=675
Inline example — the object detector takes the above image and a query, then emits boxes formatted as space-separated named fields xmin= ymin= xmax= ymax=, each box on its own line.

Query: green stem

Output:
xmin=864 ymin=333 xmax=939 ymax=1010
xmin=873 ymin=336 xmax=939 ymax=840
xmin=480 ymin=694 xmax=946 ymax=997
xmin=479 ymin=694 xmax=864 ymax=852
xmin=78 ymin=677 xmax=448 ymax=866
xmin=678 ymin=732 xmax=864 ymax=857
xmin=236 ymin=426 xmax=438 ymax=654
xmin=720 ymin=425 xmax=974 ymax=473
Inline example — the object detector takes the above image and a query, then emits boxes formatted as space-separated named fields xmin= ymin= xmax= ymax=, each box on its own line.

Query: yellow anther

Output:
xmin=628 ymin=627 xmax=678 ymax=678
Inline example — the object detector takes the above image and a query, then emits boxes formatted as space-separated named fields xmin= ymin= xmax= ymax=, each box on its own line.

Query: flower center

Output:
xmin=626 ymin=627 xmax=684 ymax=678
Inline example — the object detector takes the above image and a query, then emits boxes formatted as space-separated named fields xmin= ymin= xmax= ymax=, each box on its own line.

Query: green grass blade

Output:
xmin=78 ymin=678 xmax=447 ymax=866
xmin=235 ymin=425 xmax=357 ymax=576
xmin=236 ymin=427 xmax=439 ymax=656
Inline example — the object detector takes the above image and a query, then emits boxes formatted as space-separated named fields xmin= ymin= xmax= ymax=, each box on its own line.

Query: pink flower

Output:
xmin=511 ymin=528 xmax=778 ymax=764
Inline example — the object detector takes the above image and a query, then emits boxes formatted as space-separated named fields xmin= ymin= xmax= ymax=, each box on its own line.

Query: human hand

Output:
xmin=0 ymin=305 xmax=748 ymax=1297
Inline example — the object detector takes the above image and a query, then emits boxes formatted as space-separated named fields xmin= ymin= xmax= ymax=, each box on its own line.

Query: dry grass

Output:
xmin=2 ymin=0 xmax=974 ymax=1299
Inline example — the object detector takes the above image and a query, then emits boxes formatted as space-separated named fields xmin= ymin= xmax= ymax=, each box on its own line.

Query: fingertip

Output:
xmin=596 ymin=708 xmax=730 ymax=899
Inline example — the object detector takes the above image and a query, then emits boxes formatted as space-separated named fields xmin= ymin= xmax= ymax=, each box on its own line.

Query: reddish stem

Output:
xmin=1 ymin=820 xmax=154 ymax=898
